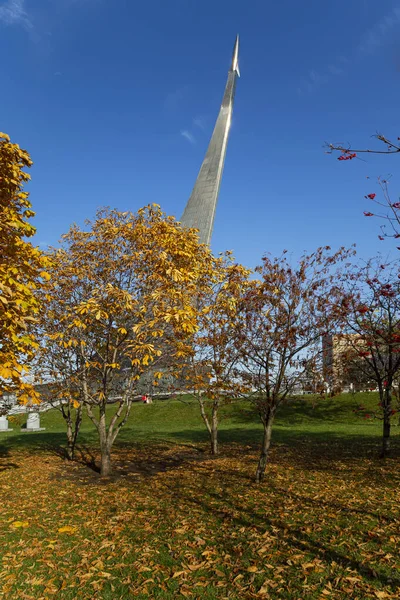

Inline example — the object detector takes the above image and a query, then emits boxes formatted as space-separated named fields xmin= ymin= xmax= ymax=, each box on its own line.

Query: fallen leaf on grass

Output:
xmin=58 ymin=526 xmax=77 ymax=534
xmin=174 ymin=527 xmax=188 ymax=534
xmin=11 ymin=521 xmax=29 ymax=528
xmin=172 ymin=570 xmax=187 ymax=578
xmin=247 ymin=565 xmax=258 ymax=573
xmin=258 ymin=581 xmax=270 ymax=594
xmin=186 ymin=562 xmax=205 ymax=571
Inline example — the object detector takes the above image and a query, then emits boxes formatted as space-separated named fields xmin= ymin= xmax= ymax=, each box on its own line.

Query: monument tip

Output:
xmin=231 ymin=35 xmax=240 ymax=77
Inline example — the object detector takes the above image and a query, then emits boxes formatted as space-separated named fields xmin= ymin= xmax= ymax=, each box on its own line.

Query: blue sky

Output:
xmin=1 ymin=0 xmax=400 ymax=269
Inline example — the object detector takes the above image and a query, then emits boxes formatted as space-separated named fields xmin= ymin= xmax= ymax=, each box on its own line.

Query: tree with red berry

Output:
xmin=337 ymin=258 xmax=400 ymax=457
xmin=235 ymin=246 xmax=353 ymax=482
xmin=326 ymin=134 xmax=400 ymax=242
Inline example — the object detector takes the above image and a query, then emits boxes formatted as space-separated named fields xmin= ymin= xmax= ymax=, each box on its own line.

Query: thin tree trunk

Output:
xmin=71 ymin=406 xmax=82 ymax=460
xmin=198 ymin=396 xmax=219 ymax=455
xmin=210 ymin=402 xmax=218 ymax=455
xmin=99 ymin=411 xmax=112 ymax=477
xmin=65 ymin=406 xmax=82 ymax=461
xmin=255 ymin=415 xmax=274 ymax=483
xmin=381 ymin=390 xmax=392 ymax=458
xmin=66 ymin=417 xmax=74 ymax=461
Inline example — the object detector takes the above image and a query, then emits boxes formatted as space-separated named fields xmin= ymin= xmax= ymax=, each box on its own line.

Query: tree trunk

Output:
xmin=65 ymin=406 xmax=82 ymax=461
xmin=99 ymin=412 xmax=112 ymax=477
xmin=66 ymin=418 xmax=74 ymax=460
xmin=100 ymin=443 xmax=112 ymax=477
xmin=381 ymin=390 xmax=392 ymax=458
xmin=255 ymin=415 xmax=274 ymax=483
xmin=210 ymin=403 xmax=218 ymax=455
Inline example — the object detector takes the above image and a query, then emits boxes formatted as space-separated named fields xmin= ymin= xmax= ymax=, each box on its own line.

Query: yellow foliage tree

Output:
xmin=183 ymin=253 xmax=251 ymax=455
xmin=0 ymin=132 xmax=49 ymax=404
xmin=37 ymin=205 xmax=216 ymax=475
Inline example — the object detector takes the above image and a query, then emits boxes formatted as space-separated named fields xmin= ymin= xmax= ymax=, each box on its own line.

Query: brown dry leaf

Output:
xmin=172 ymin=570 xmax=187 ymax=579
xmin=187 ymin=562 xmax=205 ymax=571
xmin=214 ymin=569 xmax=225 ymax=577
xmin=258 ymin=581 xmax=270 ymax=594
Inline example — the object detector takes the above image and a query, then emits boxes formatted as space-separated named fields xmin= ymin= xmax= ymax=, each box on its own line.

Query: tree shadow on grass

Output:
xmin=0 ymin=444 xmax=19 ymax=471
xmin=165 ymin=427 xmax=400 ymax=482
xmin=170 ymin=484 xmax=400 ymax=591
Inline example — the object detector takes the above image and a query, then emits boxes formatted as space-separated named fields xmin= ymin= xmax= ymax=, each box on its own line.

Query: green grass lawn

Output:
xmin=1 ymin=393 xmax=399 ymax=599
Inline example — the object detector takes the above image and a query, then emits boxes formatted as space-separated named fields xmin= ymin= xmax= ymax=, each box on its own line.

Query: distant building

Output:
xmin=322 ymin=333 xmax=374 ymax=392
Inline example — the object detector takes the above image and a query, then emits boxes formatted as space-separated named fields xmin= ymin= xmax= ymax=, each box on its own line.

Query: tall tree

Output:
xmin=237 ymin=247 xmax=352 ymax=483
xmin=37 ymin=206 xmax=215 ymax=476
xmin=337 ymin=259 xmax=400 ymax=457
xmin=0 ymin=132 xmax=49 ymax=403
xmin=184 ymin=254 xmax=251 ymax=454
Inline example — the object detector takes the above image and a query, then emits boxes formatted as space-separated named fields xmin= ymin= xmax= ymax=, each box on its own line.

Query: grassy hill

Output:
xmin=4 ymin=391 xmax=396 ymax=454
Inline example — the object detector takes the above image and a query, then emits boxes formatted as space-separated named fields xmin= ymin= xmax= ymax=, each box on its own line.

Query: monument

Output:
xmin=22 ymin=407 xmax=45 ymax=432
xmin=0 ymin=416 xmax=12 ymax=432
xmin=180 ymin=35 xmax=240 ymax=245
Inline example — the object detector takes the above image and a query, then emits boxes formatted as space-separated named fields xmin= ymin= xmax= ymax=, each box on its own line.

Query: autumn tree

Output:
xmin=0 ymin=132 xmax=49 ymax=404
xmin=236 ymin=247 xmax=353 ymax=483
xmin=183 ymin=254 xmax=251 ymax=455
xmin=37 ymin=206 xmax=215 ymax=476
xmin=337 ymin=259 xmax=400 ymax=457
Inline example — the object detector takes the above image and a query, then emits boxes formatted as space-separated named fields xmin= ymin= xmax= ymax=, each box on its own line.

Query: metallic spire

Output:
xmin=231 ymin=34 xmax=240 ymax=77
xmin=180 ymin=36 xmax=240 ymax=245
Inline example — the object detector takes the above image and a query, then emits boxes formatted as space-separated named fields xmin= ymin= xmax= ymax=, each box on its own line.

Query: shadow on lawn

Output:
xmin=171 ymin=484 xmax=400 ymax=590
xmin=3 ymin=426 xmax=400 ymax=485
xmin=0 ymin=444 xmax=19 ymax=471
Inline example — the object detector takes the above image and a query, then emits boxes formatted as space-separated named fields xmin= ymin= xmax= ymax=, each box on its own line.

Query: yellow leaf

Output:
xmin=58 ymin=526 xmax=77 ymax=534
xmin=11 ymin=521 xmax=29 ymax=528
xmin=247 ymin=566 xmax=258 ymax=573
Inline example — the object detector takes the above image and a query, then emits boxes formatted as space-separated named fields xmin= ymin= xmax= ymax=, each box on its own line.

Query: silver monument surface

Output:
xmin=180 ymin=35 xmax=240 ymax=245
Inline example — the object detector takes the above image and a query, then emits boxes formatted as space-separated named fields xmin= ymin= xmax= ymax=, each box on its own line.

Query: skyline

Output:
xmin=1 ymin=0 xmax=400 ymax=268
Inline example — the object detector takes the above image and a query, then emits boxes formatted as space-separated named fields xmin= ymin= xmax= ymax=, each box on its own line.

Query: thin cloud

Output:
xmin=357 ymin=6 xmax=400 ymax=56
xmin=180 ymin=130 xmax=196 ymax=145
xmin=298 ymin=5 xmax=400 ymax=94
xmin=0 ymin=0 xmax=32 ymax=29
xmin=193 ymin=116 xmax=206 ymax=130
